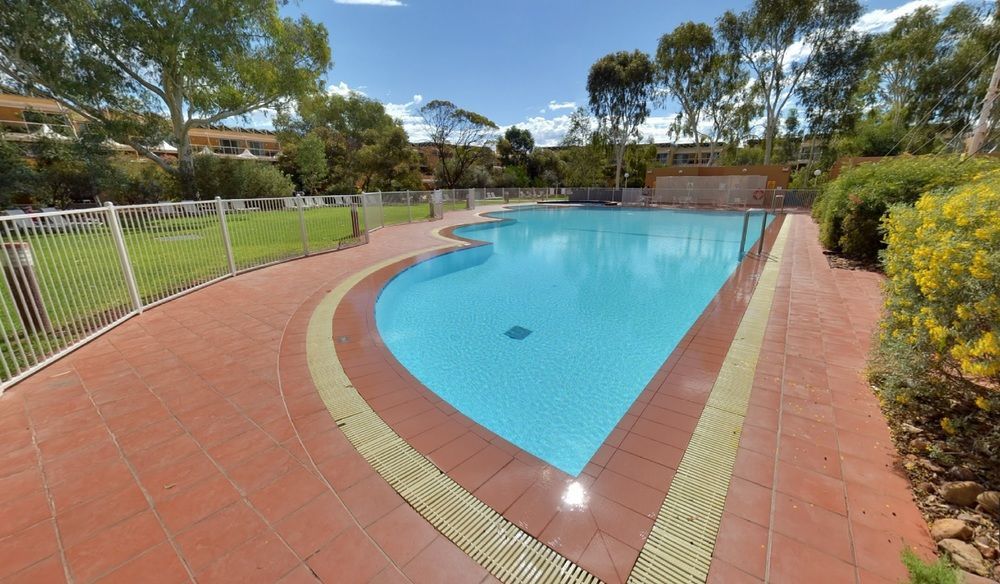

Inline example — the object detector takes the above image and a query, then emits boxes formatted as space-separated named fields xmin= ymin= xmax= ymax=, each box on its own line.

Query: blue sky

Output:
xmin=267 ymin=0 xmax=967 ymax=145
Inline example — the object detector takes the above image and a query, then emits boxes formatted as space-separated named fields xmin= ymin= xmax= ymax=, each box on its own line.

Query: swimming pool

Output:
xmin=375 ymin=207 xmax=771 ymax=476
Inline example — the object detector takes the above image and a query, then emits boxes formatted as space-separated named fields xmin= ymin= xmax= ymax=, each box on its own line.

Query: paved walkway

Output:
xmin=0 ymin=210 xmax=930 ymax=583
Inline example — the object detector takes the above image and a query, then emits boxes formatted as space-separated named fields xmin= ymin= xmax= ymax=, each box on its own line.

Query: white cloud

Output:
xmin=547 ymin=100 xmax=577 ymax=111
xmin=854 ymin=0 xmax=964 ymax=33
xmin=384 ymin=95 xmax=431 ymax=140
xmin=501 ymin=115 xmax=574 ymax=146
xmin=326 ymin=81 xmax=367 ymax=97
xmin=333 ymin=0 xmax=405 ymax=6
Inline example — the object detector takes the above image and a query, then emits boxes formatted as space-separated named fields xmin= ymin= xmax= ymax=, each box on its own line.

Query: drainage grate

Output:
xmin=306 ymin=250 xmax=600 ymax=584
xmin=504 ymin=326 xmax=532 ymax=340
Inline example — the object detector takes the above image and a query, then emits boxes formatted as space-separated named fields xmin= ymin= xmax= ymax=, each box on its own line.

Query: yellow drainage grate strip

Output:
xmin=628 ymin=216 xmax=792 ymax=584
xmin=305 ymin=239 xmax=600 ymax=584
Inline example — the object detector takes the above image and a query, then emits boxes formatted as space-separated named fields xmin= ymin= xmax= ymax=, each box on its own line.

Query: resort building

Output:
xmin=0 ymin=92 xmax=281 ymax=160
xmin=652 ymin=141 xmax=726 ymax=166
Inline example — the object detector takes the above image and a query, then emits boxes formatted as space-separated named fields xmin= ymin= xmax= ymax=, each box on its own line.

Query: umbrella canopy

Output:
xmin=154 ymin=140 xmax=177 ymax=153
xmin=237 ymin=148 xmax=256 ymax=159
xmin=103 ymin=138 xmax=131 ymax=150
xmin=35 ymin=124 xmax=70 ymax=140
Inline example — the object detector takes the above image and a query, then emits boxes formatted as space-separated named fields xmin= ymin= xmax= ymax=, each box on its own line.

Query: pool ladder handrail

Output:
xmin=739 ymin=208 xmax=769 ymax=259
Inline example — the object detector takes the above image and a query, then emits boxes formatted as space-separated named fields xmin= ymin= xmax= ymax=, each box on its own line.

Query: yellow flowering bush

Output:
xmin=874 ymin=169 xmax=999 ymax=427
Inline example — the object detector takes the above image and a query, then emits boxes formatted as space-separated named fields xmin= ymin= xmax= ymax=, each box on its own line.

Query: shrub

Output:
xmin=109 ymin=162 xmax=179 ymax=204
xmin=878 ymin=170 xmax=1000 ymax=389
xmin=193 ymin=155 xmax=295 ymax=199
xmin=812 ymin=155 xmax=999 ymax=262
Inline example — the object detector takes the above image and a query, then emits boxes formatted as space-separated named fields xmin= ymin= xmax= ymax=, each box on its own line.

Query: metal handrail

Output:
xmin=738 ymin=208 xmax=769 ymax=259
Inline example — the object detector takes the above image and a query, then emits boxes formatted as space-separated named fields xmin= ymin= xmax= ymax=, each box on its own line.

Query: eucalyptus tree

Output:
xmin=497 ymin=126 xmax=534 ymax=167
xmin=277 ymin=92 xmax=420 ymax=192
xmin=0 ymin=0 xmax=330 ymax=199
xmin=797 ymin=31 xmax=871 ymax=160
xmin=559 ymin=108 xmax=607 ymax=187
xmin=419 ymin=99 xmax=498 ymax=189
xmin=587 ymin=50 xmax=655 ymax=187
xmin=863 ymin=2 xmax=1000 ymax=138
xmin=656 ymin=22 xmax=718 ymax=162
xmin=703 ymin=51 xmax=759 ymax=157
xmin=718 ymin=0 xmax=861 ymax=164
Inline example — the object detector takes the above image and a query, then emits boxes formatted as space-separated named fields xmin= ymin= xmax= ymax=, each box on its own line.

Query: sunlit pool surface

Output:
xmin=375 ymin=207 xmax=771 ymax=476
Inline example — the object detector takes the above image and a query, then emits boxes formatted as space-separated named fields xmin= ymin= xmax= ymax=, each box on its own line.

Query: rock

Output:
xmin=938 ymin=539 xmax=991 ymax=576
xmin=918 ymin=481 xmax=937 ymax=494
xmin=910 ymin=437 xmax=930 ymax=452
xmin=977 ymin=491 xmax=1000 ymax=516
xmin=941 ymin=482 xmax=986 ymax=506
xmin=973 ymin=536 xmax=997 ymax=559
xmin=920 ymin=459 xmax=945 ymax=473
xmin=960 ymin=570 xmax=999 ymax=584
xmin=957 ymin=512 xmax=985 ymax=525
xmin=902 ymin=422 xmax=924 ymax=434
xmin=949 ymin=466 xmax=979 ymax=481
xmin=931 ymin=518 xmax=974 ymax=541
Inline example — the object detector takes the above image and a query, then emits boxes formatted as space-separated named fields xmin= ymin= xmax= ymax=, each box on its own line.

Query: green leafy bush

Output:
xmin=194 ymin=155 xmax=295 ymax=199
xmin=812 ymin=155 xmax=999 ymax=262
xmin=109 ymin=162 xmax=179 ymax=204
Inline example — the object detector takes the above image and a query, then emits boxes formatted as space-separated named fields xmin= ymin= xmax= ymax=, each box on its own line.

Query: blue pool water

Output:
xmin=375 ymin=207 xmax=771 ymax=476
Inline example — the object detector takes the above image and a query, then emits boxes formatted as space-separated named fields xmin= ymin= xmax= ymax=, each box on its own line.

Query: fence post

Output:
xmin=406 ymin=191 xmax=412 ymax=223
xmin=295 ymin=195 xmax=310 ymax=256
xmin=360 ymin=194 xmax=371 ymax=243
xmin=105 ymin=202 xmax=143 ymax=313
xmin=215 ymin=197 xmax=237 ymax=275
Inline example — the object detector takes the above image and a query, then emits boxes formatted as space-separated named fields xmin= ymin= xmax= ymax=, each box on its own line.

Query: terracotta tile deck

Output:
xmin=0 ymin=208 xmax=931 ymax=583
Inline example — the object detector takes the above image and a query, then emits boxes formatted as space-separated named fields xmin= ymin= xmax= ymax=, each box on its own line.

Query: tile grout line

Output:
xmin=763 ymin=217 xmax=796 ymax=583
xmin=22 ymin=392 xmax=75 ymax=584
xmin=627 ymin=216 xmax=793 ymax=584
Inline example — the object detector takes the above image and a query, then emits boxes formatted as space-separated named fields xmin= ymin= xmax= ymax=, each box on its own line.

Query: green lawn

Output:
xmin=0 ymin=205 xmax=365 ymax=379
xmin=0 ymin=195 xmax=564 ymax=382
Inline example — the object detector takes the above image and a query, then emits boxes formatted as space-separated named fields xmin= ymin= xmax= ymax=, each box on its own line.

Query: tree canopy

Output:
xmin=497 ymin=126 xmax=535 ymax=166
xmin=718 ymin=0 xmax=861 ymax=163
xmin=587 ymin=50 xmax=655 ymax=187
xmin=0 ymin=0 xmax=330 ymax=198
xmin=656 ymin=22 xmax=718 ymax=157
xmin=419 ymin=99 xmax=498 ymax=189
xmin=276 ymin=92 xmax=421 ymax=193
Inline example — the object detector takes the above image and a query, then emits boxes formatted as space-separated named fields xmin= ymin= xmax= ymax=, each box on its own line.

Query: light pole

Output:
xmin=812 ymin=168 xmax=821 ymax=187
xmin=623 ymin=172 xmax=629 ymax=203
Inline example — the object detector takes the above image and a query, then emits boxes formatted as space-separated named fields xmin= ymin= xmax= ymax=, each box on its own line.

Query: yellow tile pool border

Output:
xmin=628 ymin=216 xmax=791 ymax=584
xmin=305 ymin=227 xmax=601 ymax=584
xmin=305 ymin=215 xmax=792 ymax=584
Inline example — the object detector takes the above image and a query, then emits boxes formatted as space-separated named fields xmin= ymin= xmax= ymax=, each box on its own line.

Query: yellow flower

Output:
xmin=941 ymin=417 xmax=957 ymax=436
xmin=975 ymin=396 xmax=991 ymax=412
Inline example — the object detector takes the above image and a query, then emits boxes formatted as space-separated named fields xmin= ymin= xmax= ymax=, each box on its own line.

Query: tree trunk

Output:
xmin=177 ymin=151 xmax=197 ymax=200
xmin=763 ymin=121 xmax=774 ymax=165
xmin=614 ymin=143 xmax=624 ymax=188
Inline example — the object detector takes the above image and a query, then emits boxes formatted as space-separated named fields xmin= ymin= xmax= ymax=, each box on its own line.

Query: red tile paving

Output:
xmin=0 ymin=209 xmax=932 ymax=583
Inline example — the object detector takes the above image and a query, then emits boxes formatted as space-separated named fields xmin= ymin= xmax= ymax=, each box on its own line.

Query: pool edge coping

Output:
xmin=304 ymin=210 xmax=793 ymax=583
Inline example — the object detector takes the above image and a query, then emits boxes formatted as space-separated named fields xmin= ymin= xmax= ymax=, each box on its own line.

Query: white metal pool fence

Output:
xmin=0 ymin=186 xmax=816 ymax=390
xmin=0 ymin=194 xmax=367 ymax=389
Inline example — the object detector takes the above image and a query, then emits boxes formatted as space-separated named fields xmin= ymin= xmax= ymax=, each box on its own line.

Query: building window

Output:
xmin=248 ymin=141 xmax=265 ymax=156
xmin=22 ymin=110 xmax=74 ymax=137
xmin=220 ymin=139 xmax=240 ymax=155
